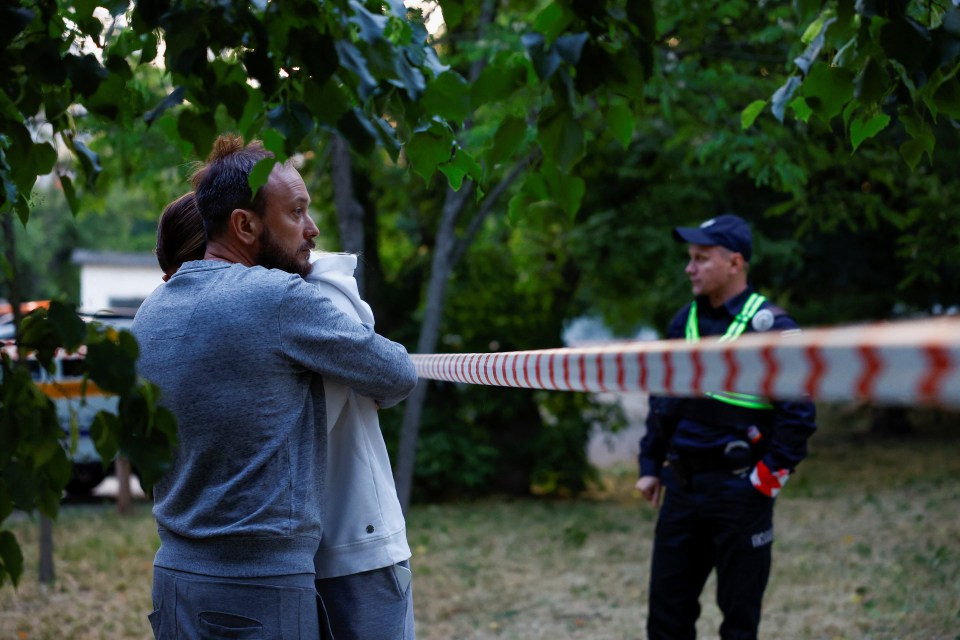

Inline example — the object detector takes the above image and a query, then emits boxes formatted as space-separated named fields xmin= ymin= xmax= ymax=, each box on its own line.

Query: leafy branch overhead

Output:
xmin=0 ymin=0 xmax=452 ymax=589
xmin=0 ymin=0 xmax=657 ymax=588
xmin=744 ymin=0 xmax=960 ymax=168
xmin=1 ymin=0 xmax=450 ymax=218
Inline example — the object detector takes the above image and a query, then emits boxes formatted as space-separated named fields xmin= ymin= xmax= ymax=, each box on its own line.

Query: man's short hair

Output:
xmin=192 ymin=135 xmax=274 ymax=238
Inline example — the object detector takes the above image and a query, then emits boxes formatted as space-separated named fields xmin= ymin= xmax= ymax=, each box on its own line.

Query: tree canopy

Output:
xmin=3 ymin=0 xmax=960 ymax=589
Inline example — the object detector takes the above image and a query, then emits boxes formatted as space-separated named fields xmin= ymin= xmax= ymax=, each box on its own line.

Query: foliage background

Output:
xmin=4 ymin=0 xmax=960 ymax=586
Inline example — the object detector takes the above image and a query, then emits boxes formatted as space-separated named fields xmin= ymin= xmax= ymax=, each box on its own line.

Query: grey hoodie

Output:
xmin=132 ymin=260 xmax=418 ymax=578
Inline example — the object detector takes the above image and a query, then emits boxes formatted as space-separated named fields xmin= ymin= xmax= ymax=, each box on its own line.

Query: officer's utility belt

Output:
xmin=669 ymin=441 xmax=760 ymax=484
xmin=668 ymin=448 xmax=730 ymax=475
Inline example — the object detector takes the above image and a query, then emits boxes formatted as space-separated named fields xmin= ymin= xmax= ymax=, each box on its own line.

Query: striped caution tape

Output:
xmin=411 ymin=317 xmax=960 ymax=408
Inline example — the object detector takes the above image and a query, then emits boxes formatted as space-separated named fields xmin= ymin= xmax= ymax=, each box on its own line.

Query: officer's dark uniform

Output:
xmin=639 ymin=287 xmax=817 ymax=640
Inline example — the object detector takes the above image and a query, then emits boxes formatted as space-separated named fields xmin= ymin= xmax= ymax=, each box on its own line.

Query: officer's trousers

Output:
xmin=647 ymin=466 xmax=774 ymax=640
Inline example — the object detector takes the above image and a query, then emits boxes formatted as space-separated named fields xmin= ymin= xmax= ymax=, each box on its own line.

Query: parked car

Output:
xmin=1 ymin=305 xmax=135 ymax=496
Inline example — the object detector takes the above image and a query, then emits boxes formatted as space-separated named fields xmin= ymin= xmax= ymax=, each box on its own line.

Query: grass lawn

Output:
xmin=1 ymin=405 xmax=958 ymax=639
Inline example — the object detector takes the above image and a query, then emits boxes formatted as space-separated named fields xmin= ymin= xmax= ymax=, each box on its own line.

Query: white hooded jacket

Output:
xmin=308 ymin=253 xmax=412 ymax=578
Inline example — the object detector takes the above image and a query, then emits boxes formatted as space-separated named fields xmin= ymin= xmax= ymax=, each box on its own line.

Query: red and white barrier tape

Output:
xmin=411 ymin=317 xmax=960 ymax=407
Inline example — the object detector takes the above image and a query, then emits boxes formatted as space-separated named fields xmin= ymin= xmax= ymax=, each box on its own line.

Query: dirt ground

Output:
xmin=1 ymin=404 xmax=958 ymax=639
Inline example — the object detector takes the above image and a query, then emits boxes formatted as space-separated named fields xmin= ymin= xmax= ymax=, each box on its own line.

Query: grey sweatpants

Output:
xmin=149 ymin=567 xmax=321 ymax=639
xmin=315 ymin=560 xmax=415 ymax=640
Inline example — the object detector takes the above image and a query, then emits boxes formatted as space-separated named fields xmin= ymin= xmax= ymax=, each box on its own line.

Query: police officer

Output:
xmin=636 ymin=214 xmax=817 ymax=640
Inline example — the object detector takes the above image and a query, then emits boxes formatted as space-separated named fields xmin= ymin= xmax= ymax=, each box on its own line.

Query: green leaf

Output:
xmin=540 ymin=165 xmax=585 ymax=219
xmin=238 ymin=88 xmax=266 ymax=139
xmin=60 ymin=175 xmax=79 ymax=216
xmin=533 ymin=3 xmax=573 ymax=43
xmin=371 ymin=116 xmax=402 ymax=162
xmin=850 ymin=113 xmax=890 ymax=151
xmin=122 ymin=408 xmax=176 ymax=491
xmin=554 ymin=33 xmax=589 ymax=66
xmin=335 ymin=41 xmax=379 ymax=100
xmin=422 ymin=71 xmax=471 ymax=122
xmin=64 ymin=136 xmax=103 ymax=189
xmin=854 ymin=57 xmax=889 ymax=105
xmin=248 ymin=156 xmax=276 ymax=196
xmin=899 ymin=135 xmax=931 ymax=170
xmin=114 ymin=383 xmax=176 ymax=491
xmin=487 ymin=116 xmax=528 ymax=167
xmin=144 ymin=86 xmax=185 ymax=126
xmin=177 ymin=109 xmax=217 ymax=160
xmin=336 ymin=109 xmax=378 ymax=156
xmin=879 ymin=17 xmax=930 ymax=76
xmin=3 ymin=460 xmax=37 ymax=510
xmin=260 ymin=129 xmax=286 ymax=158
xmin=898 ymin=109 xmax=935 ymax=168
xmin=140 ymin=31 xmax=159 ymax=65
xmin=606 ymin=103 xmax=635 ymax=146
xmin=440 ymin=3 xmax=463 ymax=29
xmin=507 ymin=193 xmax=535 ymax=225
xmin=771 ymin=76 xmax=802 ymax=122
xmin=0 ymin=530 xmax=24 ymax=588
xmin=38 ymin=446 xmax=71 ymax=503
xmin=741 ymin=100 xmax=767 ymax=130
xmin=301 ymin=79 xmax=348 ymax=131
xmin=91 ymin=411 xmax=121 ymax=466
xmin=389 ymin=45 xmax=427 ymax=101
xmin=85 ymin=338 xmax=136 ymax=395
xmin=65 ymin=53 xmax=108 ymax=98
xmin=934 ymin=77 xmax=960 ymax=118
xmin=7 ymin=124 xmax=58 ymax=195
xmin=472 ymin=53 xmax=527 ymax=105
xmin=267 ymin=102 xmax=315 ymax=153
xmin=32 ymin=141 xmax=56 ymax=180
xmin=48 ymin=301 xmax=86 ymax=351
xmin=789 ymin=97 xmax=813 ymax=123
xmin=19 ymin=308 xmax=61 ymax=367
xmin=801 ymin=8 xmax=835 ymax=44
xmin=802 ymin=63 xmax=855 ymax=123
xmin=537 ymin=108 xmax=584 ymax=171
xmin=522 ymin=32 xmax=562 ymax=81
xmin=438 ymin=147 xmax=482 ymax=191
xmin=406 ymin=126 xmax=453 ymax=181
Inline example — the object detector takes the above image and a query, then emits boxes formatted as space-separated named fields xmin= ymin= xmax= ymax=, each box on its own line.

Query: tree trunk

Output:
xmin=394 ymin=185 xmax=473 ymax=512
xmin=38 ymin=515 xmax=54 ymax=583
xmin=392 ymin=0 xmax=503 ymax=513
xmin=330 ymin=133 xmax=366 ymax=292
xmin=1 ymin=213 xmax=55 ymax=582
xmin=116 ymin=457 xmax=133 ymax=515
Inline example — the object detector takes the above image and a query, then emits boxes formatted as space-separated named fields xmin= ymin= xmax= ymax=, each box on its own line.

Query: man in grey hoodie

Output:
xmin=133 ymin=135 xmax=419 ymax=640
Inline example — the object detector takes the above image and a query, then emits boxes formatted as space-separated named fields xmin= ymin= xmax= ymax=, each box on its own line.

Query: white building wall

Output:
xmin=79 ymin=265 xmax=163 ymax=312
xmin=72 ymin=250 xmax=164 ymax=312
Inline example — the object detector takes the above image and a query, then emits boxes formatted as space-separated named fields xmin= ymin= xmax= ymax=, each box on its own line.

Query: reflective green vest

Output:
xmin=685 ymin=293 xmax=774 ymax=410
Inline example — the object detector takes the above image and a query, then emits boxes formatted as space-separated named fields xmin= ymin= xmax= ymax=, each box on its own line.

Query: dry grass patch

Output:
xmin=0 ymin=506 xmax=157 ymax=640
xmin=1 ymin=413 xmax=958 ymax=639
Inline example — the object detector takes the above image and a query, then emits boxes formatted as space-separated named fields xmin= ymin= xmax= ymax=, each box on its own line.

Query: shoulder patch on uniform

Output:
xmin=751 ymin=308 xmax=776 ymax=332
xmin=764 ymin=303 xmax=787 ymax=317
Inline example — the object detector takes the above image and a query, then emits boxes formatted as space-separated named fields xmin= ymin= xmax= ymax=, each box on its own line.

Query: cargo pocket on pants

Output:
xmin=198 ymin=610 xmax=264 ymax=639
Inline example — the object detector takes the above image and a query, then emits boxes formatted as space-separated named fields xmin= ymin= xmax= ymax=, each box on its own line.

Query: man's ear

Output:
xmin=729 ymin=252 xmax=745 ymax=272
xmin=230 ymin=208 xmax=262 ymax=246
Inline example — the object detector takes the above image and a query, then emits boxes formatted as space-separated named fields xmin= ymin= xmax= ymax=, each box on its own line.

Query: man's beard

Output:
xmin=256 ymin=225 xmax=313 ymax=278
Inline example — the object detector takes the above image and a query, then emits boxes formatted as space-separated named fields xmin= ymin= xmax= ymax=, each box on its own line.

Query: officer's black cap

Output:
xmin=672 ymin=213 xmax=753 ymax=262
